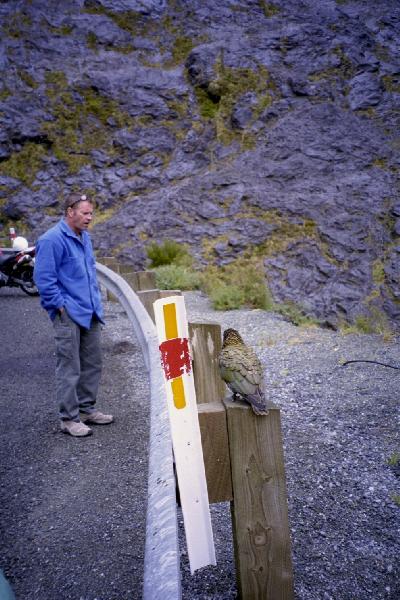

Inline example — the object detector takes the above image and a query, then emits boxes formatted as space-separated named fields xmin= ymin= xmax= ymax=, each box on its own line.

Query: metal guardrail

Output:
xmin=95 ymin=263 xmax=181 ymax=599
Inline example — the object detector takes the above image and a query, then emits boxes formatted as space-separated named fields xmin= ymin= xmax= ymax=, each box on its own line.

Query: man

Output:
xmin=34 ymin=193 xmax=113 ymax=437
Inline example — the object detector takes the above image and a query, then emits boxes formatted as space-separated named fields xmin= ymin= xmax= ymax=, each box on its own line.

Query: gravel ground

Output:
xmin=0 ymin=288 xmax=399 ymax=600
xmin=181 ymin=291 xmax=400 ymax=600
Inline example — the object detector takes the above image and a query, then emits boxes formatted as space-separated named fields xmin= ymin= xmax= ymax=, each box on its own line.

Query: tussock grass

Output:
xmin=201 ymin=258 xmax=273 ymax=311
xmin=340 ymin=309 xmax=394 ymax=341
xmin=154 ymin=264 xmax=202 ymax=291
xmin=145 ymin=240 xmax=319 ymax=325
xmin=146 ymin=238 xmax=193 ymax=268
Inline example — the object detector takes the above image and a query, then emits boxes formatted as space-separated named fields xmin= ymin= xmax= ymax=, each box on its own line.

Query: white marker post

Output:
xmin=153 ymin=295 xmax=216 ymax=574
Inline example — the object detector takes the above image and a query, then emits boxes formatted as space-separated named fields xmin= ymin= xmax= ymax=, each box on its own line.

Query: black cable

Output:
xmin=341 ymin=359 xmax=400 ymax=370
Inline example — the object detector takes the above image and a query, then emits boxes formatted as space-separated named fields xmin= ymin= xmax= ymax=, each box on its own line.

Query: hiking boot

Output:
xmin=60 ymin=420 xmax=92 ymax=437
xmin=80 ymin=410 xmax=114 ymax=425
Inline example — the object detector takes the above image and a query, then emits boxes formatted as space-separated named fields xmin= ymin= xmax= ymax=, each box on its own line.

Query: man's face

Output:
xmin=66 ymin=200 xmax=94 ymax=234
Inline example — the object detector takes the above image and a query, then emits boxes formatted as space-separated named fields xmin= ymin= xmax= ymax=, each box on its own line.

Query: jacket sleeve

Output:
xmin=33 ymin=238 xmax=64 ymax=311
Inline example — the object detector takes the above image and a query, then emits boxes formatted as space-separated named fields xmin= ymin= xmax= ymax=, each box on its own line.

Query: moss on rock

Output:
xmin=193 ymin=61 xmax=277 ymax=147
xmin=0 ymin=142 xmax=48 ymax=186
xmin=43 ymin=71 xmax=131 ymax=174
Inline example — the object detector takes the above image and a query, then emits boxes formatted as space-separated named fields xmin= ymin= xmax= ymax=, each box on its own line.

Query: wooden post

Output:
xmin=97 ymin=263 xmax=156 ymax=298
xmin=118 ymin=264 xmax=135 ymax=274
xmin=189 ymin=322 xmax=226 ymax=405
xmin=124 ymin=272 xmax=140 ymax=292
xmin=136 ymin=289 xmax=161 ymax=322
xmin=97 ymin=256 xmax=118 ymax=269
xmin=137 ymin=289 xmax=183 ymax=321
xmin=189 ymin=322 xmax=232 ymax=504
xmin=224 ymin=398 xmax=294 ymax=600
xmin=159 ymin=290 xmax=182 ymax=299
xmin=186 ymin=320 xmax=293 ymax=596
xmin=136 ymin=270 xmax=156 ymax=291
xmin=197 ymin=402 xmax=233 ymax=503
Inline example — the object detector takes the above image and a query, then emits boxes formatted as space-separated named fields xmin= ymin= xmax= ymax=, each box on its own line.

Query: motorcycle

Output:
xmin=0 ymin=241 xmax=39 ymax=296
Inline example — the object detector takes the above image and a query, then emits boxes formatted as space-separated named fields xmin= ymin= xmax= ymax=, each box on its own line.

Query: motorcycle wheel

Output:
xmin=19 ymin=269 xmax=39 ymax=296
xmin=20 ymin=281 xmax=39 ymax=296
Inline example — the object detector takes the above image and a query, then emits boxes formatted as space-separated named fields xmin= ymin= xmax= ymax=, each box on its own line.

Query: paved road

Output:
xmin=0 ymin=288 xmax=150 ymax=600
xmin=0 ymin=289 xmax=238 ymax=600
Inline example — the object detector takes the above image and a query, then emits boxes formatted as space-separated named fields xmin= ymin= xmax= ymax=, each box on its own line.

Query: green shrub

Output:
xmin=391 ymin=493 xmax=400 ymax=507
xmin=259 ymin=1 xmax=280 ymax=17
xmin=240 ymin=275 xmax=273 ymax=310
xmin=387 ymin=453 xmax=400 ymax=467
xmin=154 ymin=264 xmax=201 ymax=291
xmin=171 ymin=36 xmax=194 ymax=64
xmin=274 ymin=302 xmax=318 ymax=327
xmin=341 ymin=308 xmax=393 ymax=339
xmin=87 ymin=31 xmax=99 ymax=51
xmin=199 ymin=258 xmax=321 ymax=324
xmin=354 ymin=314 xmax=381 ymax=335
xmin=207 ymin=283 xmax=245 ymax=310
xmin=0 ymin=142 xmax=48 ymax=186
xmin=201 ymin=259 xmax=273 ymax=310
xmin=146 ymin=239 xmax=192 ymax=267
xmin=372 ymin=259 xmax=385 ymax=285
xmin=195 ymin=87 xmax=220 ymax=119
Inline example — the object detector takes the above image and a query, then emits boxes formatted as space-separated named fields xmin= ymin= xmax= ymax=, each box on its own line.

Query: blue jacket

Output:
xmin=34 ymin=219 xmax=104 ymax=329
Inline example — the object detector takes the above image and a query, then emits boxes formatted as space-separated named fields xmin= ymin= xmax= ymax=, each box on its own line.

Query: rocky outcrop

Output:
xmin=0 ymin=0 xmax=399 ymax=329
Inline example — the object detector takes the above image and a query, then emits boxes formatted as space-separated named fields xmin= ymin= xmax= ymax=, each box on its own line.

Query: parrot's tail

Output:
xmin=246 ymin=390 xmax=269 ymax=416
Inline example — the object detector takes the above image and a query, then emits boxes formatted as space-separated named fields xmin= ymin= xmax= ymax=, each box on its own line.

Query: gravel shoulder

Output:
xmin=0 ymin=288 xmax=399 ymax=600
xmin=181 ymin=291 xmax=400 ymax=600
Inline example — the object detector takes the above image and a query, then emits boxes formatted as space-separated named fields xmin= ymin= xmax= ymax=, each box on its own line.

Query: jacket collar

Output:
xmin=59 ymin=218 xmax=86 ymax=244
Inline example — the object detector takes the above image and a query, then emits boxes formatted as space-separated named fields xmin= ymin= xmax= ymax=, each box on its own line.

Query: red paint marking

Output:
xmin=159 ymin=337 xmax=192 ymax=380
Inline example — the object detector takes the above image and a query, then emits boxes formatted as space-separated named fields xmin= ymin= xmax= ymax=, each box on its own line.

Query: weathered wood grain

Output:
xmin=136 ymin=270 xmax=156 ymax=291
xmin=189 ymin=322 xmax=226 ymax=405
xmin=136 ymin=289 xmax=161 ymax=322
xmin=123 ymin=271 xmax=140 ymax=291
xmin=225 ymin=398 xmax=294 ymax=600
xmin=198 ymin=402 xmax=233 ymax=503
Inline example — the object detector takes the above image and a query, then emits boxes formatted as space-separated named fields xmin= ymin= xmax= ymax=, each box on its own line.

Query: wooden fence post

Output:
xmin=124 ymin=272 xmax=140 ymax=292
xmin=188 ymin=321 xmax=294 ymax=598
xmin=98 ymin=256 xmax=118 ymax=269
xmin=188 ymin=322 xmax=226 ymax=405
xmin=136 ymin=290 xmax=161 ymax=322
xmin=118 ymin=264 xmax=135 ymax=275
xmin=138 ymin=290 xmax=183 ymax=322
xmin=189 ymin=322 xmax=232 ymax=504
xmin=159 ymin=290 xmax=182 ymax=299
xmin=97 ymin=261 xmax=157 ymax=301
xmin=225 ymin=398 xmax=294 ymax=600
xmin=136 ymin=270 xmax=156 ymax=291
xmin=197 ymin=402 xmax=233 ymax=504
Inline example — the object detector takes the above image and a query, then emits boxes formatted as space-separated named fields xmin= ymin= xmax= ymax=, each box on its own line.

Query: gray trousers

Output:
xmin=53 ymin=310 xmax=102 ymax=421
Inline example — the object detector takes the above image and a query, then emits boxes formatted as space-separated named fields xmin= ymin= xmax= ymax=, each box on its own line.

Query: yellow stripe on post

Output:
xmin=163 ymin=303 xmax=179 ymax=340
xmin=163 ymin=302 xmax=186 ymax=408
xmin=171 ymin=376 xmax=186 ymax=409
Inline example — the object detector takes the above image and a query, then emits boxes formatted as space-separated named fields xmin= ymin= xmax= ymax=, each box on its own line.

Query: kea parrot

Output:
xmin=218 ymin=328 xmax=268 ymax=415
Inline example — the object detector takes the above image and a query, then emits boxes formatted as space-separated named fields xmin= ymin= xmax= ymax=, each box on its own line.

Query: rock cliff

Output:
xmin=0 ymin=0 xmax=399 ymax=329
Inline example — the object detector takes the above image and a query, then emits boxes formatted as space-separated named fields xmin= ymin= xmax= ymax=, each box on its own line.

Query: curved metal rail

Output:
xmin=95 ymin=263 xmax=181 ymax=599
